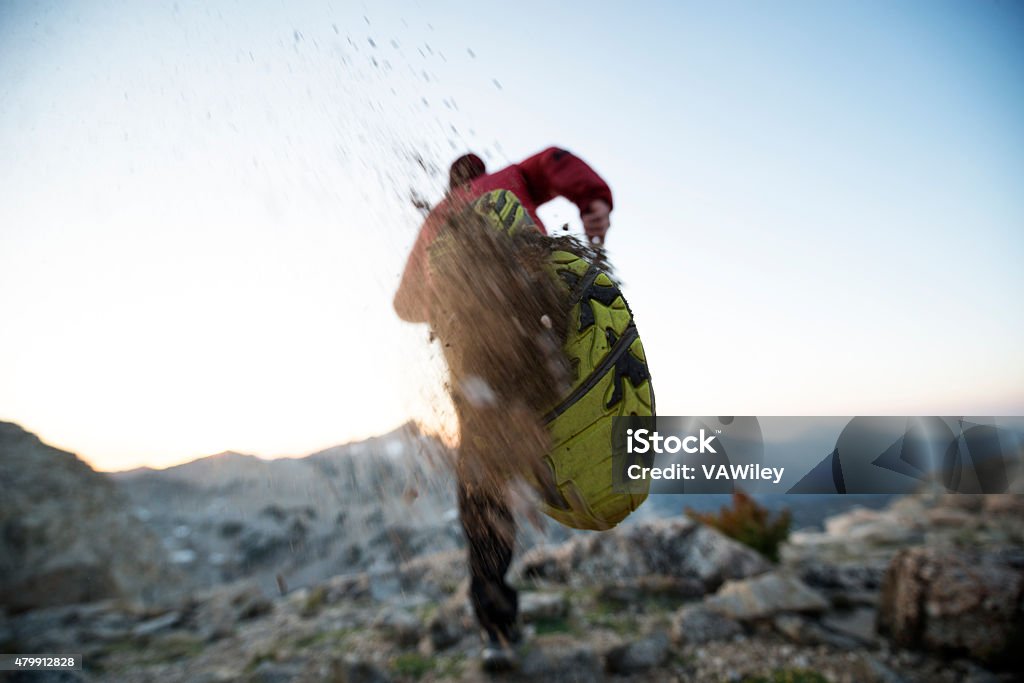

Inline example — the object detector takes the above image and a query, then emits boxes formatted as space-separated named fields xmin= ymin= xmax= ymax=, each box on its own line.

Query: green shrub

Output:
xmin=391 ymin=652 xmax=434 ymax=679
xmin=686 ymin=491 xmax=791 ymax=562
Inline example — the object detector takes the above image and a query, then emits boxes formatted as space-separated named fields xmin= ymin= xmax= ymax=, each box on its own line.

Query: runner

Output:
xmin=394 ymin=148 xmax=618 ymax=670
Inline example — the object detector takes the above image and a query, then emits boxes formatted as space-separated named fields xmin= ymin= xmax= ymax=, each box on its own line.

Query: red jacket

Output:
xmin=394 ymin=147 xmax=613 ymax=323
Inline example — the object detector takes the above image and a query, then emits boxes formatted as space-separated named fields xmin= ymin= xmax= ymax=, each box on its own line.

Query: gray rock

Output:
xmin=9 ymin=601 xmax=132 ymax=652
xmin=331 ymin=656 xmax=393 ymax=683
xmin=322 ymin=573 xmax=373 ymax=604
xmin=705 ymin=571 xmax=829 ymax=620
xmin=854 ymin=655 xmax=907 ymax=683
xmin=245 ymin=661 xmax=301 ymax=683
xmin=0 ymin=422 xmax=180 ymax=611
xmin=771 ymin=614 xmax=860 ymax=650
xmin=604 ymin=631 xmax=669 ymax=673
xmin=518 ymin=637 xmax=603 ymax=682
xmin=984 ymin=494 xmax=1024 ymax=517
xmin=823 ymin=507 xmax=923 ymax=546
xmin=520 ymin=591 xmax=568 ymax=622
xmin=5 ymin=672 xmax=86 ymax=683
xmin=131 ymin=610 xmax=182 ymax=638
xmin=0 ymin=611 xmax=12 ymax=649
xmin=821 ymin=606 xmax=877 ymax=645
xmin=373 ymin=609 xmax=421 ymax=647
xmin=427 ymin=613 xmax=464 ymax=651
xmin=878 ymin=545 xmax=1024 ymax=664
xmin=596 ymin=575 xmax=706 ymax=605
xmin=187 ymin=581 xmax=271 ymax=641
xmin=798 ymin=560 xmax=886 ymax=597
xmin=670 ymin=604 xmax=742 ymax=644
xmin=771 ymin=614 xmax=805 ymax=641
xmin=517 ymin=518 xmax=770 ymax=591
xmin=958 ymin=660 xmax=1001 ymax=683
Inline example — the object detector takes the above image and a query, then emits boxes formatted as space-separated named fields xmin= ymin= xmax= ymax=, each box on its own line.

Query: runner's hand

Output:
xmin=582 ymin=199 xmax=611 ymax=244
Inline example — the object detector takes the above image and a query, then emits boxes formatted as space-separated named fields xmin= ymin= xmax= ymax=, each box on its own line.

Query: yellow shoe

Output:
xmin=433 ymin=190 xmax=655 ymax=531
xmin=535 ymin=247 xmax=654 ymax=530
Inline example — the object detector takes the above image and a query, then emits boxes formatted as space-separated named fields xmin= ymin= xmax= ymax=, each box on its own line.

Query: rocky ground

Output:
xmin=3 ymin=487 xmax=1022 ymax=683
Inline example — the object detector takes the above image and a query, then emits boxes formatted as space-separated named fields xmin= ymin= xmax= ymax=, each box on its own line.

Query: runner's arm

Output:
xmin=516 ymin=147 xmax=614 ymax=240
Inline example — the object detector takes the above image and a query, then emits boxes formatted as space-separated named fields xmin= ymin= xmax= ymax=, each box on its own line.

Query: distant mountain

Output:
xmin=108 ymin=421 xmax=578 ymax=596
xmin=114 ymin=450 xmax=258 ymax=480
xmin=0 ymin=421 xmax=181 ymax=613
xmin=109 ymin=422 xmax=476 ymax=595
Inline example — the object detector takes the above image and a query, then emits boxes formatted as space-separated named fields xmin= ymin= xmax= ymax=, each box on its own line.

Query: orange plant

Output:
xmin=686 ymin=491 xmax=791 ymax=562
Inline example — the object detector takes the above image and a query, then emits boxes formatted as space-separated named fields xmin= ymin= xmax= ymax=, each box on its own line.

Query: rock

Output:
xmin=0 ymin=611 xmax=12 ymax=649
xmin=322 ymin=574 xmax=372 ymax=604
xmin=189 ymin=671 xmax=240 ymax=683
xmin=331 ymin=656 xmax=392 ymax=683
xmin=427 ymin=613 xmax=465 ymax=651
xmin=771 ymin=614 xmax=860 ymax=650
xmin=131 ymin=610 xmax=182 ymax=638
xmin=372 ymin=609 xmax=421 ymax=647
xmin=820 ymin=606 xmax=878 ymax=646
xmin=232 ymin=584 xmax=273 ymax=620
xmin=518 ymin=636 xmax=603 ymax=682
xmin=795 ymin=560 xmax=886 ymax=607
xmin=520 ymin=591 xmax=568 ymax=622
xmin=925 ymin=507 xmax=978 ymax=529
xmin=5 ymin=672 xmax=87 ymax=683
xmin=853 ymin=655 xmax=908 ymax=683
xmin=596 ymin=575 xmax=706 ymax=605
xmin=246 ymin=661 xmax=301 ymax=683
xmin=604 ymin=631 xmax=669 ymax=673
xmin=670 ymin=604 xmax=741 ymax=644
xmin=877 ymin=545 xmax=1024 ymax=665
xmin=771 ymin=614 xmax=805 ymax=641
xmin=8 ymin=601 xmax=134 ymax=653
xmin=0 ymin=422 xmax=180 ymax=611
xmin=704 ymin=572 xmax=829 ymax=621
xmin=187 ymin=581 xmax=272 ymax=641
xmin=984 ymin=494 xmax=1024 ymax=517
xmin=958 ymin=660 xmax=1001 ymax=683
xmin=823 ymin=506 xmax=923 ymax=546
xmin=517 ymin=517 xmax=770 ymax=591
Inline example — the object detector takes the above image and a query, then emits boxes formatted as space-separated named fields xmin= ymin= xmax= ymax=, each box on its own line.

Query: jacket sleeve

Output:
xmin=515 ymin=147 xmax=614 ymax=214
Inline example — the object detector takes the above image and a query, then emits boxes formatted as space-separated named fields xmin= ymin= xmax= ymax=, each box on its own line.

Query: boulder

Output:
xmin=330 ymin=656 xmax=393 ymax=683
xmin=518 ymin=636 xmax=603 ymax=682
xmin=372 ymin=609 xmax=421 ymax=648
xmin=772 ymin=614 xmax=861 ymax=650
xmin=185 ymin=581 xmax=272 ymax=642
xmin=596 ymin=575 xmax=706 ymax=606
xmin=704 ymin=571 xmax=829 ymax=621
xmin=877 ymin=545 xmax=1024 ymax=665
xmin=520 ymin=591 xmax=569 ymax=622
xmin=670 ymin=604 xmax=741 ymax=644
xmin=426 ymin=608 xmax=467 ymax=651
xmin=795 ymin=559 xmax=886 ymax=606
xmin=131 ymin=610 xmax=182 ymax=639
xmin=517 ymin=517 xmax=770 ymax=591
xmin=823 ymin=506 xmax=923 ymax=546
xmin=0 ymin=422 xmax=179 ymax=612
xmin=604 ymin=631 xmax=669 ymax=673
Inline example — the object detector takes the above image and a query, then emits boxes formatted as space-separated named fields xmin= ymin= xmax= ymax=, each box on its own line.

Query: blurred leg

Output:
xmin=457 ymin=478 xmax=518 ymax=642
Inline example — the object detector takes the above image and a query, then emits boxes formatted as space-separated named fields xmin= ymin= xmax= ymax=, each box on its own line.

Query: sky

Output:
xmin=1 ymin=0 xmax=1022 ymax=471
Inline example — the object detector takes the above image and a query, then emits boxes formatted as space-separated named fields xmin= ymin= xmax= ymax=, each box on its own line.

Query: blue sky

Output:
xmin=1 ymin=0 xmax=1021 ymax=470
